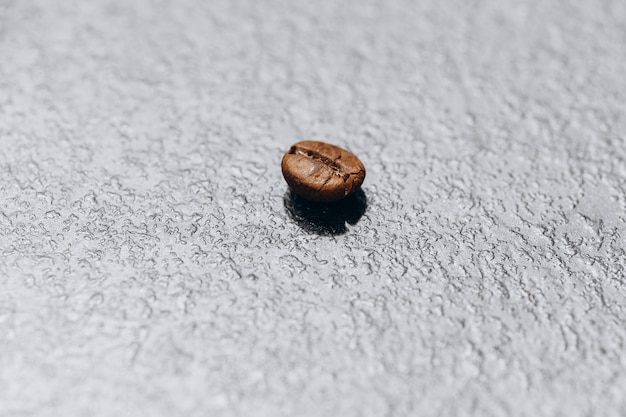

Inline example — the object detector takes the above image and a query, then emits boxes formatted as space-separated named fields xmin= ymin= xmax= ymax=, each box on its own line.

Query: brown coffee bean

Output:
xmin=281 ymin=140 xmax=366 ymax=202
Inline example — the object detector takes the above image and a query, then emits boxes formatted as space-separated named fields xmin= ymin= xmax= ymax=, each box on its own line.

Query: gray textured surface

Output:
xmin=1 ymin=0 xmax=626 ymax=416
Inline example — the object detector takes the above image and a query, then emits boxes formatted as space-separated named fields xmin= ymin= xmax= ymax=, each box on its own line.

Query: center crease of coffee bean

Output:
xmin=290 ymin=147 xmax=347 ymax=179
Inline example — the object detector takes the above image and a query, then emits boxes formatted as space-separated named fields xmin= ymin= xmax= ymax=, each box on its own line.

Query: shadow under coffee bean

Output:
xmin=283 ymin=189 xmax=367 ymax=236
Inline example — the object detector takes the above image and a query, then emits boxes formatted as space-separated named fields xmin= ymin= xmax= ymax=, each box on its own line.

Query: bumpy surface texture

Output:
xmin=1 ymin=1 xmax=625 ymax=416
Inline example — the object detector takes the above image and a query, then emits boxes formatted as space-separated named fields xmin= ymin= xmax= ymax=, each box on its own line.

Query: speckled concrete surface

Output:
xmin=1 ymin=1 xmax=625 ymax=416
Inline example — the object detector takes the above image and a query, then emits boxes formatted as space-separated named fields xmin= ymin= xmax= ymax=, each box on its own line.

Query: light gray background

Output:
xmin=1 ymin=0 xmax=625 ymax=416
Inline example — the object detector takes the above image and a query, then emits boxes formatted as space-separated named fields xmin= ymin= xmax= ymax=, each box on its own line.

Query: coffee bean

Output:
xmin=281 ymin=140 xmax=366 ymax=202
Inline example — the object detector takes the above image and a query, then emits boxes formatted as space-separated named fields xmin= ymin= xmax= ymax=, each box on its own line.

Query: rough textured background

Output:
xmin=1 ymin=0 xmax=625 ymax=416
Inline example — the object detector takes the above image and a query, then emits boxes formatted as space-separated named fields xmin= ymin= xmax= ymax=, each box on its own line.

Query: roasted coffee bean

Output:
xmin=281 ymin=140 xmax=366 ymax=202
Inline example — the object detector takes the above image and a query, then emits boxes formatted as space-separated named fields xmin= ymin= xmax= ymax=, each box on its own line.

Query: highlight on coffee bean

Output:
xmin=281 ymin=140 xmax=366 ymax=203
